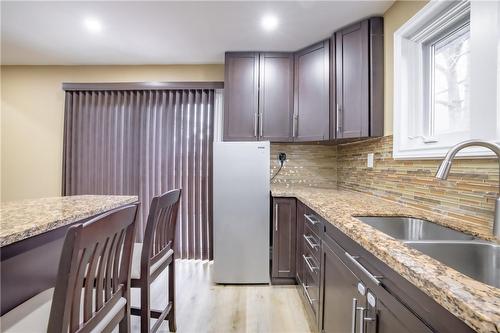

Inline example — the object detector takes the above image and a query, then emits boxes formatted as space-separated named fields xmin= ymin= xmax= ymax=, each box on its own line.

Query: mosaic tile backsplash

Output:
xmin=270 ymin=143 xmax=337 ymax=188
xmin=337 ymin=136 xmax=497 ymax=237
xmin=271 ymin=136 xmax=498 ymax=237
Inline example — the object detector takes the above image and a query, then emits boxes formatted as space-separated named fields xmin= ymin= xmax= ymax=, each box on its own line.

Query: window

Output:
xmin=429 ymin=23 xmax=470 ymax=137
xmin=394 ymin=1 xmax=500 ymax=159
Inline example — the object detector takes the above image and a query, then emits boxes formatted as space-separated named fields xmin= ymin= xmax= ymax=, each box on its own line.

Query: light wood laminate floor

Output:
xmin=130 ymin=260 xmax=315 ymax=333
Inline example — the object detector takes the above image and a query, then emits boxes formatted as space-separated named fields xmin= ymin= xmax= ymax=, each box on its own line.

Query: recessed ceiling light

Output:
xmin=261 ymin=15 xmax=278 ymax=31
xmin=84 ymin=17 xmax=102 ymax=33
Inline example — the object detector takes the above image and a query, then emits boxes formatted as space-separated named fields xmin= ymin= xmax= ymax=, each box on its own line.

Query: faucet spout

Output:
xmin=435 ymin=139 xmax=500 ymax=239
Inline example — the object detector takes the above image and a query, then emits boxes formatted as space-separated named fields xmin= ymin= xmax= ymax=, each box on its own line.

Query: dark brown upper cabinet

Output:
xmin=223 ymin=52 xmax=293 ymax=142
xmin=224 ymin=52 xmax=260 ymax=141
xmin=334 ymin=17 xmax=384 ymax=139
xmin=259 ymin=53 xmax=294 ymax=141
xmin=293 ymin=40 xmax=330 ymax=141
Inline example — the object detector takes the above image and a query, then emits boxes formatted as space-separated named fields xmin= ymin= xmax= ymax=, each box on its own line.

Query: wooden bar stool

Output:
xmin=0 ymin=204 xmax=138 ymax=333
xmin=130 ymin=189 xmax=181 ymax=333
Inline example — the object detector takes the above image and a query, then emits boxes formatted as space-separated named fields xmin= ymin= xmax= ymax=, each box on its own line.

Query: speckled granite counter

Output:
xmin=0 ymin=195 xmax=138 ymax=247
xmin=272 ymin=185 xmax=500 ymax=333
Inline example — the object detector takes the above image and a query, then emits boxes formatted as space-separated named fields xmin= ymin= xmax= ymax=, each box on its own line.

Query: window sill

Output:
xmin=393 ymin=145 xmax=498 ymax=160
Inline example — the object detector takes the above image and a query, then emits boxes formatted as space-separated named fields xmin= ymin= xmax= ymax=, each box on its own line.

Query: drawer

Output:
xmin=301 ymin=260 xmax=320 ymax=317
xmin=303 ymin=210 xmax=323 ymax=236
xmin=303 ymin=224 xmax=321 ymax=262
xmin=302 ymin=244 xmax=320 ymax=282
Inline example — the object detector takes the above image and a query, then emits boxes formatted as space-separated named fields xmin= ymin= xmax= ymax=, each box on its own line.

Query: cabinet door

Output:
xmin=259 ymin=53 xmax=294 ymax=142
xmin=368 ymin=17 xmax=384 ymax=138
xmin=296 ymin=201 xmax=306 ymax=284
xmin=321 ymin=241 xmax=363 ymax=333
xmin=224 ymin=52 xmax=259 ymax=141
xmin=272 ymin=198 xmax=297 ymax=278
xmin=329 ymin=35 xmax=337 ymax=140
xmin=362 ymin=291 xmax=432 ymax=333
xmin=335 ymin=20 xmax=369 ymax=139
xmin=294 ymin=40 xmax=330 ymax=141
xmin=373 ymin=299 xmax=432 ymax=333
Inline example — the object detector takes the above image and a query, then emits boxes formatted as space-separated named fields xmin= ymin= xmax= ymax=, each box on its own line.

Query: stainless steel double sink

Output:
xmin=356 ymin=216 xmax=500 ymax=288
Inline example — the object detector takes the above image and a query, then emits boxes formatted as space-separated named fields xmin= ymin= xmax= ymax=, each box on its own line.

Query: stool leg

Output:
xmin=119 ymin=288 xmax=131 ymax=333
xmin=141 ymin=281 xmax=151 ymax=333
xmin=167 ymin=260 xmax=177 ymax=332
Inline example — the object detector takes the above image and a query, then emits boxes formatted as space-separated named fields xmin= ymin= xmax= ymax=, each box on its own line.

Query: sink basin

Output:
xmin=404 ymin=241 xmax=500 ymax=288
xmin=356 ymin=216 xmax=475 ymax=241
xmin=356 ymin=217 xmax=499 ymax=287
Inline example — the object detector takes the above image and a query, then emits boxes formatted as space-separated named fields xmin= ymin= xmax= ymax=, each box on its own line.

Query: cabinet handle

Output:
xmin=351 ymin=298 xmax=358 ymax=333
xmin=303 ymin=234 xmax=320 ymax=250
xmin=302 ymin=283 xmax=317 ymax=304
xmin=259 ymin=113 xmax=263 ymax=137
xmin=358 ymin=307 xmax=367 ymax=333
xmin=304 ymin=214 xmax=319 ymax=225
xmin=302 ymin=254 xmax=319 ymax=273
xmin=336 ymin=104 xmax=342 ymax=134
xmin=345 ymin=252 xmax=383 ymax=286
xmin=254 ymin=113 xmax=258 ymax=137
xmin=275 ymin=203 xmax=278 ymax=232
xmin=360 ymin=294 xmax=377 ymax=332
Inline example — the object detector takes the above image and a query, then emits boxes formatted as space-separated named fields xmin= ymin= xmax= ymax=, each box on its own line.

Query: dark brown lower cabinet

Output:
xmin=321 ymin=240 xmax=363 ymax=333
xmin=272 ymin=198 xmax=297 ymax=282
xmin=372 ymin=295 xmax=432 ymax=333
xmin=273 ymin=197 xmax=475 ymax=333
xmin=321 ymin=233 xmax=432 ymax=333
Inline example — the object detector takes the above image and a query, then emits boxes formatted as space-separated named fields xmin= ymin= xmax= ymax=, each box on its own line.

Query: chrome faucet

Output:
xmin=435 ymin=139 xmax=500 ymax=239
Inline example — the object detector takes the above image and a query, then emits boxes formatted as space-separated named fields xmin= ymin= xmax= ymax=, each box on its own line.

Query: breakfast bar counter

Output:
xmin=0 ymin=195 xmax=138 ymax=314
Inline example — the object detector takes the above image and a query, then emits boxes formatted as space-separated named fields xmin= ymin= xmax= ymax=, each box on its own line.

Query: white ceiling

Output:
xmin=1 ymin=1 xmax=393 ymax=65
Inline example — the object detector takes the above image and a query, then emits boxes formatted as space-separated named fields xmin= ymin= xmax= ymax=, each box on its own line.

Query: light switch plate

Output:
xmin=367 ymin=153 xmax=374 ymax=168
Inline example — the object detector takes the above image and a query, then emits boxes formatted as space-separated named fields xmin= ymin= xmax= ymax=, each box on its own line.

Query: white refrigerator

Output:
xmin=213 ymin=141 xmax=270 ymax=284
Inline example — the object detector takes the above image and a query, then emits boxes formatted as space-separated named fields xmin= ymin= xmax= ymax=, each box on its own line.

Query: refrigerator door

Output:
xmin=213 ymin=141 xmax=270 ymax=284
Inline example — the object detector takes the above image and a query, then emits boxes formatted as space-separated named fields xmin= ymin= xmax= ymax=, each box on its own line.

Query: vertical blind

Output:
xmin=63 ymin=88 xmax=214 ymax=260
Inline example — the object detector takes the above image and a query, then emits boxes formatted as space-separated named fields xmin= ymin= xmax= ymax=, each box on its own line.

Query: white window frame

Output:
xmin=393 ymin=0 xmax=500 ymax=159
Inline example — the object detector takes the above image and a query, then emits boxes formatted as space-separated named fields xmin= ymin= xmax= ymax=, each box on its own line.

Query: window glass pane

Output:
xmin=431 ymin=25 xmax=471 ymax=136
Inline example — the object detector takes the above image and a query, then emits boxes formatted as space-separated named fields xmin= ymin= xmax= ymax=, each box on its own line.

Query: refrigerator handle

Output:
xmin=259 ymin=113 xmax=263 ymax=137
xmin=275 ymin=203 xmax=279 ymax=231
xmin=254 ymin=113 xmax=258 ymax=137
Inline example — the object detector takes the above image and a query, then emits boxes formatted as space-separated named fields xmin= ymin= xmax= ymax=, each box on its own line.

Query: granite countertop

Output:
xmin=272 ymin=185 xmax=500 ymax=333
xmin=0 ymin=195 xmax=138 ymax=247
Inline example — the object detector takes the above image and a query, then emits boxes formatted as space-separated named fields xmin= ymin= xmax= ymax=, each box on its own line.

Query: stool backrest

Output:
xmin=48 ymin=204 xmax=138 ymax=333
xmin=141 ymin=189 xmax=181 ymax=273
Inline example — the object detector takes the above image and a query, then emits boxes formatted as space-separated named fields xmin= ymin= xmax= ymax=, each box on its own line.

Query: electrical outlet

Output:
xmin=278 ymin=152 xmax=287 ymax=166
xmin=367 ymin=153 xmax=374 ymax=168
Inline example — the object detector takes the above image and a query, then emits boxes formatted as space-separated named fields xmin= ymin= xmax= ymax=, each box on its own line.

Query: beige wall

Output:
xmin=383 ymin=0 xmax=428 ymax=135
xmin=1 ymin=65 xmax=224 ymax=201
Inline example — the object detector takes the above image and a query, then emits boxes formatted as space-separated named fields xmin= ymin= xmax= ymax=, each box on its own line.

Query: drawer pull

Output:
xmin=303 ymin=234 xmax=320 ymax=250
xmin=303 ymin=254 xmax=319 ymax=273
xmin=304 ymin=214 xmax=319 ymax=225
xmin=345 ymin=252 xmax=383 ymax=286
xmin=302 ymin=283 xmax=317 ymax=305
